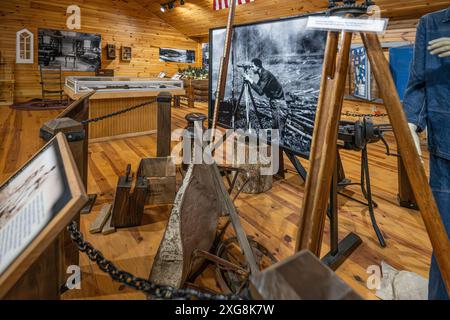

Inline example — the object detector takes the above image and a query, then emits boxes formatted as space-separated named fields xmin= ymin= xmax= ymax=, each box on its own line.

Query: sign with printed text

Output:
xmin=307 ymin=16 xmax=388 ymax=33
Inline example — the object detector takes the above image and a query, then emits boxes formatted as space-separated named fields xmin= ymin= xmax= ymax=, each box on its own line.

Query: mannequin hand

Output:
xmin=408 ymin=123 xmax=423 ymax=163
xmin=243 ymin=74 xmax=253 ymax=84
xmin=428 ymin=37 xmax=450 ymax=58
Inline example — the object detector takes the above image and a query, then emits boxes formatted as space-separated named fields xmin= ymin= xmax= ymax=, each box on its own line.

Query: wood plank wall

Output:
xmin=0 ymin=0 xmax=201 ymax=102
xmin=352 ymin=18 xmax=419 ymax=45
xmin=142 ymin=0 xmax=450 ymax=38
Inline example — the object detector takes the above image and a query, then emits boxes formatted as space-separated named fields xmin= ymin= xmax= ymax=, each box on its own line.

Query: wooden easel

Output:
xmin=295 ymin=15 xmax=450 ymax=294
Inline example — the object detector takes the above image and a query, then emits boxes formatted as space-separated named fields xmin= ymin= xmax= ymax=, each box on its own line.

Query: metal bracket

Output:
xmin=39 ymin=128 xmax=85 ymax=142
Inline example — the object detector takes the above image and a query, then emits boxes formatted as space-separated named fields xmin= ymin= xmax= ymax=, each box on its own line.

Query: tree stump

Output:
xmin=235 ymin=139 xmax=273 ymax=194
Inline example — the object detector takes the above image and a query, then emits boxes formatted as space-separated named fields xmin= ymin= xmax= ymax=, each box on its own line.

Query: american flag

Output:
xmin=213 ymin=0 xmax=255 ymax=11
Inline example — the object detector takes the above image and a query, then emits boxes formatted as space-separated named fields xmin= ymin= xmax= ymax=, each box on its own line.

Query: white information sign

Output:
xmin=307 ymin=16 xmax=388 ymax=33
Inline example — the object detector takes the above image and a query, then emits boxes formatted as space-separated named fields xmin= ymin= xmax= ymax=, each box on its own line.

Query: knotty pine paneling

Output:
xmin=88 ymin=97 xmax=157 ymax=140
xmin=142 ymin=0 xmax=450 ymax=38
xmin=352 ymin=18 xmax=420 ymax=45
xmin=0 ymin=0 xmax=200 ymax=102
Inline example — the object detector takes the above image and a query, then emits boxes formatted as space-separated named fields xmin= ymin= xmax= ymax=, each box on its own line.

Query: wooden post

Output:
xmin=188 ymin=80 xmax=194 ymax=108
xmin=128 ymin=177 xmax=148 ymax=226
xmin=55 ymin=92 xmax=93 ymax=188
xmin=362 ymin=32 xmax=450 ymax=294
xmin=210 ymin=0 xmax=236 ymax=137
xmin=39 ymin=117 xmax=86 ymax=286
xmin=157 ymin=92 xmax=172 ymax=157
xmin=55 ymin=93 xmax=96 ymax=213
xmin=111 ymin=165 xmax=132 ymax=228
xmin=296 ymin=31 xmax=353 ymax=256
xmin=3 ymin=237 xmax=61 ymax=300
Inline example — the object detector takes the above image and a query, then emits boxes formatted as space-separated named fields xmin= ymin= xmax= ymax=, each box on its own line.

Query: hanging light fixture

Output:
xmin=160 ymin=0 xmax=185 ymax=12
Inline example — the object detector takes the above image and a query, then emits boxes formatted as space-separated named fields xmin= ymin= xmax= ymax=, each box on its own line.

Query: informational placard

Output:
xmin=0 ymin=139 xmax=71 ymax=276
xmin=307 ymin=16 xmax=388 ymax=33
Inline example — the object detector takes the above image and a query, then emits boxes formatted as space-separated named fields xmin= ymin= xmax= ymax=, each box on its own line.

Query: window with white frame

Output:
xmin=16 ymin=29 xmax=34 ymax=64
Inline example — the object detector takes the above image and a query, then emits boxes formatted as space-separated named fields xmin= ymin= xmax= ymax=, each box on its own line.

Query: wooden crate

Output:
xmin=137 ymin=157 xmax=176 ymax=205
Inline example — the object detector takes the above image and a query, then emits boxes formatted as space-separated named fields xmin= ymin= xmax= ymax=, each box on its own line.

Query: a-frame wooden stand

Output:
xmin=295 ymin=27 xmax=450 ymax=294
xmin=208 ymin=0 xmax=260 ymax=276
xmin=150 ymin=1 xmax=260 ymax=290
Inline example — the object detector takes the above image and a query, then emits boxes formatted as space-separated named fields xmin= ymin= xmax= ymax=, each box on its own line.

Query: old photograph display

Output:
xmin=0 ymin=139 xmax=71 ymax=276
xmin=202 ymin=43 xmax=209 ymax=71
xmin=38 ymin=29 xmax=101 ymax=72
xmin=209 ymin=16 xmax=327 ymax=157
xmin=159 ymin=48 xmax=196 ymax=63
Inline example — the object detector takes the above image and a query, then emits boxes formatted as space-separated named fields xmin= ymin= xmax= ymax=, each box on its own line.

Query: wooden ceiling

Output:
xmin=140 ymin=0 xmax=450 ymax=39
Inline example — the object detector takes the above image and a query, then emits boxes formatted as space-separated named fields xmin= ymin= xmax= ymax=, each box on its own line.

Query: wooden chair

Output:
xmin=39 ymin=65 xmax=64 ymax=105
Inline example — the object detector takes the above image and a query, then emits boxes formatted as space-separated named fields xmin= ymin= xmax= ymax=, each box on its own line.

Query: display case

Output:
xmin=65 ymin=76 xmax=184 ymax=94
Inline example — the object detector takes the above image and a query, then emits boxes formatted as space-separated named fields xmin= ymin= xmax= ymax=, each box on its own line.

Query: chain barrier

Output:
xmin=81 ymin=99 xmax=156 ymax=125
xmin=342 ymin=111 xmax=388 ymax=118
xmin=78 ymin=96 xmax=210 ymax=125
xmin=176 ymin=97 xmax=390 ymax=117
xmin=178 ymin=96 xmax=209 ymax=103
xmin=67 ymin=221 xmax=241 ymax=300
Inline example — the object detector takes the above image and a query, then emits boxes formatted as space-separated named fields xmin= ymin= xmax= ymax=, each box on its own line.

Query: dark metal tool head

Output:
xmin=327 ymin=0 xmax=376 ymax=16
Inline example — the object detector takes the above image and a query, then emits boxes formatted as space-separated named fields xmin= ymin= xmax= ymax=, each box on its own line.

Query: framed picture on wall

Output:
xmin=159 ymin=48 xmax=196 ymax=64
xmin=202 ymin=43 xmax=209 ymax=71
xmin=106 ymin=44 xmax=116 ymax=60
xmin=121 ymin=46 xmax=132 ymax=61
xmin=38 ymin=29 xmax=101 ymax=72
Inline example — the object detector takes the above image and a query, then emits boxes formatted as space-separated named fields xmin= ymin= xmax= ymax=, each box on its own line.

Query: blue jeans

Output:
xmin=429 ymin=153 xmax=450 ymax=300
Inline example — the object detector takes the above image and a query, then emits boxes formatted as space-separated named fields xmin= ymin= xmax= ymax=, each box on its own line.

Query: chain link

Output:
xmin=77 ymin=96 xmax=387 ymax=126
xmin=176 ymin=97 xmax=389 ymax=118
xmin=342 ymin=111 xmax=388 ymax=118
xmin=67 ymin=221 xmax=241 ymax=300
xmin=178 ymin=96 xmax=209 ymax=103
xmin=81 ymin=99 xmax=156 ymax=125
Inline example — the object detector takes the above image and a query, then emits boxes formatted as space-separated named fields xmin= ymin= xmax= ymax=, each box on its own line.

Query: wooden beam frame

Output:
xmin=296 ymin=28 xmax=450 ymax=295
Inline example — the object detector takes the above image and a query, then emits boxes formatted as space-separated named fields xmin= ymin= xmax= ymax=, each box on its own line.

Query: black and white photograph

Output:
xmin=202 ymin=43 xmax=209 ymax=71
xmin=209 ymin=16 xmax=327 ymax=157
xmin=38 ymin=29 xmax=101 ymax=72
xmin=159 ymin=47 xmax=196 ymax=63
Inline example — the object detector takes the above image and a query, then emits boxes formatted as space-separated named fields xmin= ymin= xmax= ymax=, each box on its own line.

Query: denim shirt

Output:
xmin=403 ymin=7 xmax=450 ymax=160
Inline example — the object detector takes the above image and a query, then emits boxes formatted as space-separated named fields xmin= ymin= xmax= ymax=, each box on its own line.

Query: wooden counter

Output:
xmin=64 ymin=87 xmax=185 ymax=142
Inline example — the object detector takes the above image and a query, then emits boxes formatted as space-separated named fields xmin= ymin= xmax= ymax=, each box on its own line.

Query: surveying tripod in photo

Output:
xmin=231 ymin=63 xmax=263 ymax=131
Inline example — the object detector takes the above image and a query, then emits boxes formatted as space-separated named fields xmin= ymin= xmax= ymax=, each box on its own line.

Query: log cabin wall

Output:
xmin=0 ymin=0 xmax=201 ymax=102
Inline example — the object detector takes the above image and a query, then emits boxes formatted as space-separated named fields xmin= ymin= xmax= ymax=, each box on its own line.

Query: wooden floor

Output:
xmin=0 ymin=102 xmax=432 ymax=300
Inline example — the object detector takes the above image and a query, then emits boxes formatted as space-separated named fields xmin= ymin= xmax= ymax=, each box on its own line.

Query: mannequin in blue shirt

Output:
xmin=405 ymin=7 xmax=450 ymax=300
